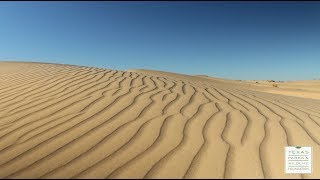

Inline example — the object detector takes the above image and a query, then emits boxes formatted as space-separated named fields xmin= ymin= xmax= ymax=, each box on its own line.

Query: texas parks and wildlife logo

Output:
xmin=285 ymin=146 xmax=312 ymax=174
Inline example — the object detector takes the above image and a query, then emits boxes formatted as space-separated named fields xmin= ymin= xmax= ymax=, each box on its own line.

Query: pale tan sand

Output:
xmin=239 ymin=79 xmax=320 ymax=100
xmin=0 ymin=62 xmax=320 ymax=179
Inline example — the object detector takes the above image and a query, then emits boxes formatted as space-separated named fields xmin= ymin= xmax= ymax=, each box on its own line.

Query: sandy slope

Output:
xmin=0 ymin=62 xmax=320 ymax=179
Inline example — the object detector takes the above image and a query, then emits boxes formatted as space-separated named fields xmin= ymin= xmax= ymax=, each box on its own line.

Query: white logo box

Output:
xmin=285 ymin=146 xmax=312 ymax=174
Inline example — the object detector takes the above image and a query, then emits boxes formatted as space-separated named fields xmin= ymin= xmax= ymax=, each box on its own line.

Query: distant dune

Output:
xmin=0 ymin=62 xmax=320 ymax=178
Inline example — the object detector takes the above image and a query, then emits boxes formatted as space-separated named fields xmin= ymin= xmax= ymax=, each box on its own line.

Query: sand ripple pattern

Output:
xmin=0 ymin=62 xmax=320 ymax=179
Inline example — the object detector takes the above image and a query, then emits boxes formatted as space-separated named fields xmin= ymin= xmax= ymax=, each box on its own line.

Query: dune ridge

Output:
xmin=0 ymin=62 xmax=319 ymax=178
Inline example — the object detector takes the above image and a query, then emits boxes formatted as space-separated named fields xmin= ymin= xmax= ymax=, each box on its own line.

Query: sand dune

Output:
xmin=0 ymin=62 xmax=320 ymax=178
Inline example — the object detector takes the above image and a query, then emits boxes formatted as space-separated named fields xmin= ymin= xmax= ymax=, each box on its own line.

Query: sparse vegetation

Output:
xmin=272 ymin=83 xmax=278 ymax=88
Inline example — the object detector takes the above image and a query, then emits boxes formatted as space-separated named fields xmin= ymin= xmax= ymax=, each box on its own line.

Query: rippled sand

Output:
xmin=0 ymin=62 xmax=319 ymax=178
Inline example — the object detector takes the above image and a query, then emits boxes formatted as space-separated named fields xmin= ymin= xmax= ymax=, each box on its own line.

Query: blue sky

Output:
xmin=0 ymin=2 xmax=320 ymax=80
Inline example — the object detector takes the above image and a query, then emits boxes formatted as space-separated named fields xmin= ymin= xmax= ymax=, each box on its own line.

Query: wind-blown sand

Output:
xmin=0 ymin=61 xmax=320 ymax=179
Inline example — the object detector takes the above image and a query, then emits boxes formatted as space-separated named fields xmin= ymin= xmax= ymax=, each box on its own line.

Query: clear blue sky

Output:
xmin=0 ymin=2 xmax=320 ymax=80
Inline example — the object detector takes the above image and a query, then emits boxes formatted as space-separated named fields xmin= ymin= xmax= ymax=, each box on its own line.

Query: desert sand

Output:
xmin=0 ymin=61 xmax=320 ymax=179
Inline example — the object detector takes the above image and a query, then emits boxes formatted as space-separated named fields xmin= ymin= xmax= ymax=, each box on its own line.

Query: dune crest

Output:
xmin=0 ymin=62 xmax=319 ymax=178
